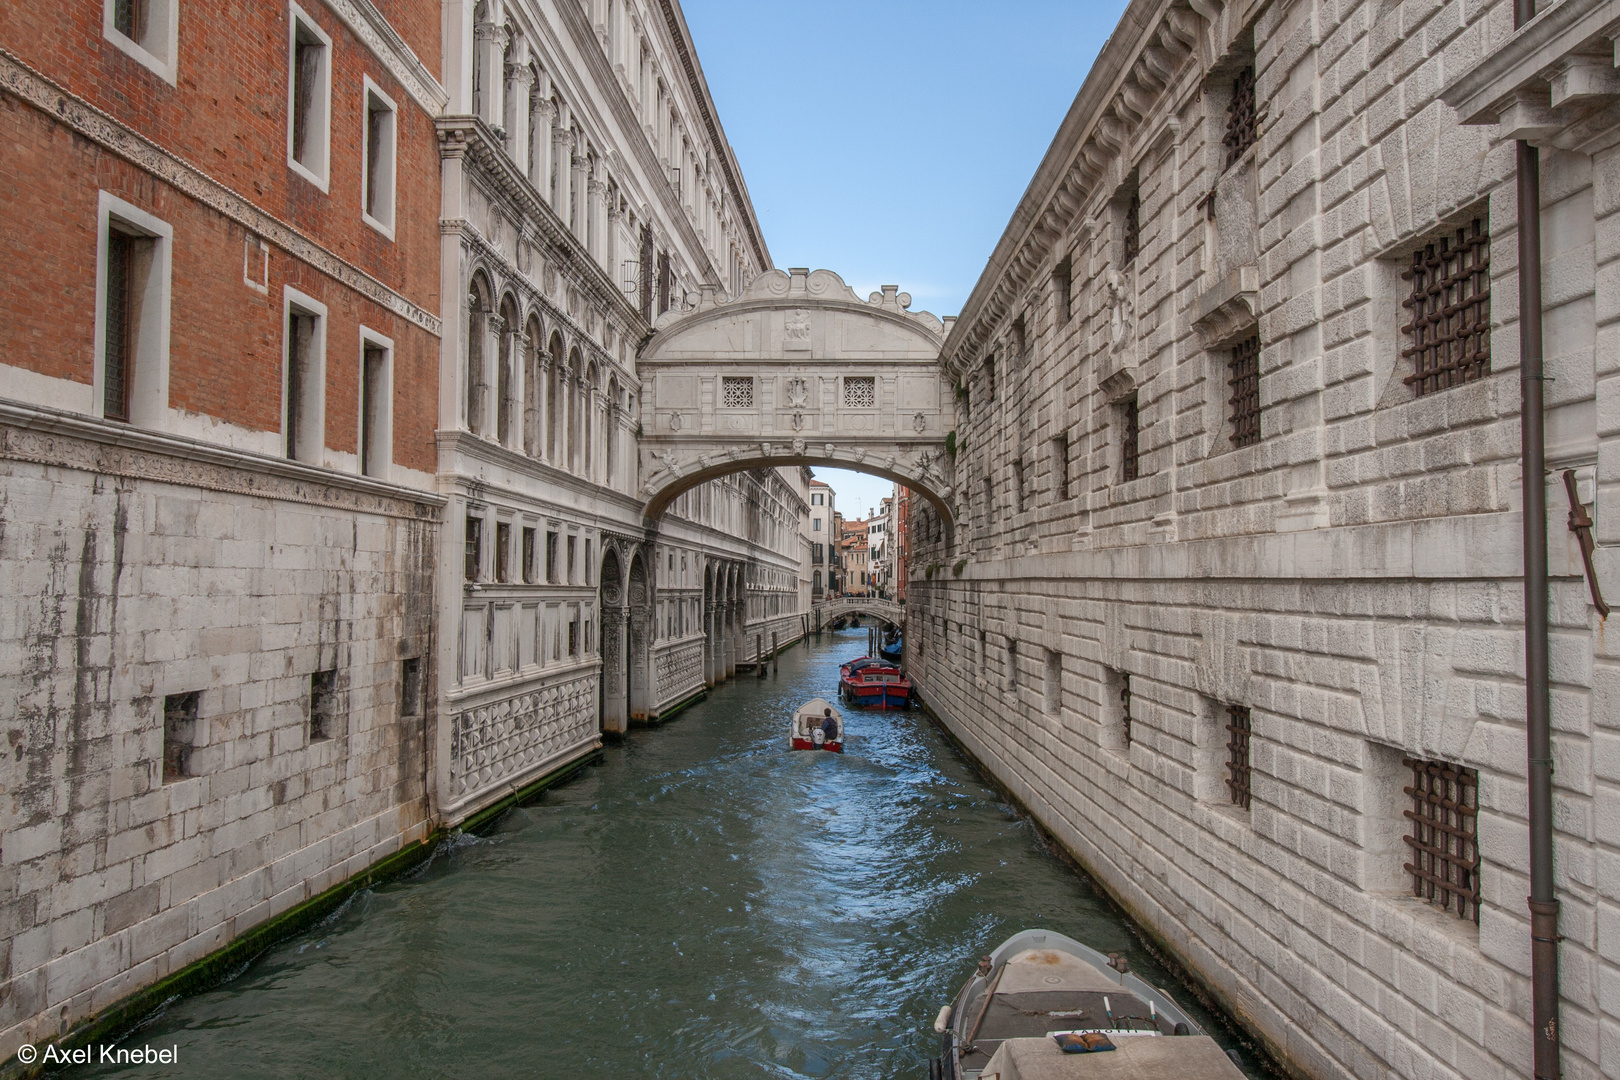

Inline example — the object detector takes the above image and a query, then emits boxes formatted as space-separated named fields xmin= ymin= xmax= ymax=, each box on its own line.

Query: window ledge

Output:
xmin=105 ymin=28 xmax=176 ymax=86
xmin=362 ymin=212 xmax=396 ymax=242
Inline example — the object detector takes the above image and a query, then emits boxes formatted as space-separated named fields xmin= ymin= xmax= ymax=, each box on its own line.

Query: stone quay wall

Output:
xmin=907 ymin=1 xmax=1618 ymax=1079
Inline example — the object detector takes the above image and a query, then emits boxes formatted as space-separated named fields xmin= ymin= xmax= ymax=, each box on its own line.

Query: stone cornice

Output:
xmin=435 ymin=428 xmax=646 ymax=514
xmin=317 ymin=0 xmax=448 ymax=115
xmin=942 ymin=0 xmax=1213 ymax=372
xmin=0 ymin=47 xmax=441 ymax=337
xmin=547 ymin=0 xmax=744 ymax=288
xmin=1442 ymin=0 xmax=1620 ymax=124
xmin=441 ymin=117 xmax=647 ymax=348
xmin=652 ymin=0 xmax=772 ymax=272
xmin=0 ymin=400 xmax=444 ymax=520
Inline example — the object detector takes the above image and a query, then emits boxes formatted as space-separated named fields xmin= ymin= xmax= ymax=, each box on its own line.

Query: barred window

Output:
xmin=1121 ymin=394 xmax=1141 ymax=481
xmin=1120 ymin=672 xmax=1133 ymax=747
xmin=1402 ymin=219 xmax=1491 ymax=397
xmin=843 ymin=376 xmax=876 ymax=408
xmin=464 ymin=516 xmax=482 ymax=581
xmin=1227 ymin=335 xmax=1261 ymax=448
xmin=1054 ymin=257 xmax=1073 ymax=325
xmin=1403 ymin=758 xmax=1481 ymax=923
xmin=103 ymin=231 xmax=133 ymax=422
xmin=1225 ymin=705 xmax=1252 ymax=809
xmin=1224 ymin=65 xmax=1258 ymax=170
xmin=1123 ymin=191 xmax=1140 ymax=266
xmin=721 ymin=376 xmax=753 ymax=408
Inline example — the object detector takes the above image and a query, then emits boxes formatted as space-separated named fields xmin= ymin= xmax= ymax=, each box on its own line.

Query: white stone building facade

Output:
xmin=434 ymin=0 xmax=809 ymax=824
xmin=906 ymin=1 xmax=1617 ymax=1079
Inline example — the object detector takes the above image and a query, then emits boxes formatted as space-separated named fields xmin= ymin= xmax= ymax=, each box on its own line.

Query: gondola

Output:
xmin=927 ymin=928 xmax=1245 ymax=1079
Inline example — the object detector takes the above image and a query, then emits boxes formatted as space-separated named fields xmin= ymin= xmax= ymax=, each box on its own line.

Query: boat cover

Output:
xmin=792 ymin=698 xmax=843 ymax=741
xmin=979 ymin=1034 xmax=1245 ymax=1079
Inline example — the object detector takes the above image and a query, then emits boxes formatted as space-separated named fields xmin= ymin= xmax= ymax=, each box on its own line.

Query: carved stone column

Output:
xmin=599 ymin=603 xmax=627 ymax=734
xmin=553 ymin=123 xmax=574 ymax=217
xmin=704 ymin=602 xmax=718 ymax=687
xmin=473 ymin=19 xmax=509 ymax=131
xmin=483 ymin=311 xmax=504 ymax=441
xmin=504 ymin=57 xmax=534 ymax=174
xmin=570 ymin=151 xmax=588 ymax=240
xmin=530 ymin=87 xmax=554 ymax=196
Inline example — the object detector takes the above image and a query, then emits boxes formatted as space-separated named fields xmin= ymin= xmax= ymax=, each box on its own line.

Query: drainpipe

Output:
xmin=1515 ymin=2 xmax=1559 ymax=1078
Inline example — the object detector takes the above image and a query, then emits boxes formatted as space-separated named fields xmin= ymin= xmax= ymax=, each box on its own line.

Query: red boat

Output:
xmin=791 ymin=698 xmax=844 ymax=752
xmin=839 ymin=656 xmax=912 ymax=709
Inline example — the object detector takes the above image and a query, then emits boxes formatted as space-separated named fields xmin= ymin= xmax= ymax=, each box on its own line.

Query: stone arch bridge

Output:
xmin=812 ymin=595 xmax=903 ymax=631
xmin=637 ymin=268 xmax=958 ymax=539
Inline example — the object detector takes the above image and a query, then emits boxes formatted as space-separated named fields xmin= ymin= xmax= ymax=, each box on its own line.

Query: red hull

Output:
xmin=791 ymin=738 xmax=843 ymax=753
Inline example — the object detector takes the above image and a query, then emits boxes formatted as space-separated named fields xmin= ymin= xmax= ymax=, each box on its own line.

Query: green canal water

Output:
xmin=84 ymin=628 xmax=1273 ymax=1079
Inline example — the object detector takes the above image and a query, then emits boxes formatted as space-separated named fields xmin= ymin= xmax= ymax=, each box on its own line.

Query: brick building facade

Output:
xmin=0 ymin=0 xmax=446 ymax=1054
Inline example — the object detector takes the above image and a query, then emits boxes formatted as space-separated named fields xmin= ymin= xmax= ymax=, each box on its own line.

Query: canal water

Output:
xmin=86 ymin=628 xmax=1271 ymax=1080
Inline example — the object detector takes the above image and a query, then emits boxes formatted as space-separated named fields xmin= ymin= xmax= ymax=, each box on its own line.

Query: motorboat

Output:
xmin=927 ymin=928 xmax=1245 ymax=1080
xmin=790 ymin=697 xmax=844 ymax=752
xmin=839 ymin=656 xmax=911 ymax=709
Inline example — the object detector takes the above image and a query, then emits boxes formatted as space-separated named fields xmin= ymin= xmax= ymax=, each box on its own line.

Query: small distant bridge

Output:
xmin=812 ymin=595 xmax=902 ymax=630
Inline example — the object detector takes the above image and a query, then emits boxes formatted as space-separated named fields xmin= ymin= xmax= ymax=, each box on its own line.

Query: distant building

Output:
xmin=808 ymin=478 xmax=836 ymax=597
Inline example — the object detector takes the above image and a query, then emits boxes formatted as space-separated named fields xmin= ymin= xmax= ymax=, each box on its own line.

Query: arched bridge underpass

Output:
xmin=636 ymin=268 xmax=958 ymax=542
xmin=812 ymin=596 xmax=902 ymax=630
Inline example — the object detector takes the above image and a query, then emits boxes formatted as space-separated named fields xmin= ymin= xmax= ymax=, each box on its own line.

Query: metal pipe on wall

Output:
xmin=1515 ymin=3 xmax=1560 ymax=1076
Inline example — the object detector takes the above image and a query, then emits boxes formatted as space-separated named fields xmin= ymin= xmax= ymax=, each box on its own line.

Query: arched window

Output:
xmin=584 ymin=362 xmax=598 ymax=479
xmin=524 ymin=315 xmax=543 ymax=456
xmin=497 ymin=295 xmax=519 ymax=445
xmin=548 ymin=332 xmax=565 ymax=462
xmin=606 ymin=376 xmax=620 ymax=487
xmin=568 ymin=347 xmax=584 ymax=473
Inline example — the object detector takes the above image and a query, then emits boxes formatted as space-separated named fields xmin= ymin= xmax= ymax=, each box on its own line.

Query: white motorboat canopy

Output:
xmin=792 ymin=698 xmax=843 ymax=741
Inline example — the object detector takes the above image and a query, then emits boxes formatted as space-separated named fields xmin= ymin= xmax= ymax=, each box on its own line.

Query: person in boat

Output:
xmin=821 ymin=709 xmax=838 ymax=744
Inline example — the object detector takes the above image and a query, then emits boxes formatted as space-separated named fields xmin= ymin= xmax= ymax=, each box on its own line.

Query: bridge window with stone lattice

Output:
xmin=842 ymin=376 xmax=876 ymax=408
xmin=721 ymin=375 xmax=753 ymax=408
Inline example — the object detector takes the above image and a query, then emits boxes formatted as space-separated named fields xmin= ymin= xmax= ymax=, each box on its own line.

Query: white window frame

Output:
xmin=93 ymin=191 xmax=172 ymax=428
xmin=360 ymin=76 xmax=397 ymax=239
xmin=282 ymin=286 xmax=328 ymax=464
xmin=286 ymin=2 xmax=333 ymax=192
xmin=102 ymin=0 xmax=178 ymax=85
xmin=357 ymin=326 xmax=394 ymax=480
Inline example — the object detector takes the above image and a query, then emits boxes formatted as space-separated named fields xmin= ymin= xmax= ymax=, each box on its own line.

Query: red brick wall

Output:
xmin=0 ymin=0 xmax=441 ymax=475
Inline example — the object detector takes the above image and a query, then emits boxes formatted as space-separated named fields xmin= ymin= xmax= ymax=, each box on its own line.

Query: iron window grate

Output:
xmin=1403 ymin=758 xmax=1481 ymax=923
xmin=1121 ymin=395 xmax=1141 ymax=481
xmin=1225 ymin=705 xmax=1252 ymax=809
xmin=1224 ymin=65 xmax=1259 ymax=170
xmin=1401 ymin=219 xmax=1491 ymax=397
xmin=1228 ymin=335 xmax=1262 ymax=448
xmin=1121 ymin=673 xmax=1133 ymax=747
xmin=1123 ymin=191 xmax=1141 ymax=266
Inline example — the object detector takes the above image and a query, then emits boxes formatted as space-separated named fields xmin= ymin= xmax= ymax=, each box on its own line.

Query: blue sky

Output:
xmin=681 ymin=0 xmax=1129 ymax=518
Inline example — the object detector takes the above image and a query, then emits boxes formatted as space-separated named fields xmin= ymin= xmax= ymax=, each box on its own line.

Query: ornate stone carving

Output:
xmin=784 ymin=310 xmax=811 ymax=350
xmin=784 ymin=377 xmax=809 ymax=408
xmin=913 ymin=411 xmax=927 ymax=433
xmin=668 ymin=412 xmax=683 ymax=431
xmin=1106 ymin=268 xmax=1135 ymax=353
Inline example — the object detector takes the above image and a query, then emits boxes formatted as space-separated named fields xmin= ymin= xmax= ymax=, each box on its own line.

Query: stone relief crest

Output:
xmin=784 ymin=376 xmax=809 ymax=408
xmin=784 ymin=310 xmax=811 ymax=350
xmin=791 ymin=411 xmax=805 ymax=431
xmin=1106 ymin=269 xmax=1135 ymax=353
xmin=668 ymin=412 xmax=684 ymax=431
xmin=913 ymin=412 xmax=927 ymax=433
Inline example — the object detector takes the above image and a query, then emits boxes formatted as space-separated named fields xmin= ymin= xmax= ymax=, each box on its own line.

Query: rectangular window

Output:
xmin=1043 ymin=649 xmax=1061 ymax=715
xmin=495 ymin=522 xmax=511 ymax=583
xmin=546 ymin=531 xmax=559 ymax=582
xmin=812 ymin=492 xmax=824 ymax=505
xmin=401 ymin=658 xmax=422 ymax=717
xmin=842 ymin=376 xmax=876 ymax=408
xmin=309 ymin=669 xmax=337 ymax=742
xmin=1225 ymin=705 xmax=1253 ymax=810
xmin=1011 ymin=315 xmax=1027 ymax=365
xmin=464 ymin=516 xmax=482 ymax=581
xmin=104 ymin=0 xmax=176 ymax=83
xmin=162 ymin=690 xmax=198 ymax=782
xmin=1227 ymin=335 xmax=1262 ymax=449
xmin=721 ymin=376 xmax=753 ymax=408
xmin=584 ymin=539 xmax=592 ymax=585
xmin=1224 ymin=65 xmax=1259 ymax=169
xmin=96 ymin=194 xmax=171 ymax=428
xmin=1403 ymin=758 xmax=1481 ymax=923
xmin=1053 ymin=257 xmax=1072 ymax=326
xmin=813 ymin=518 xmax=822 ymax=532
xmin=1121 ymin=394 xmax=1141 ymax=481
xmin=361 ymin=79 xmax=397 ymax=236
xmin=284 ymin=289 xmax=326 ymax=463
xmin=359 ymin=337 xmax=390 ymax=478
xmin=288 ymin=3 xmax=332 ymax=189
xmin=1402 ymin=218 xmax=1491 ymax=396
xmin=103 ymin=232 xmax=134 ymax=422
xmin=1011 ymin=459 xmax=1025 ymax=514
xmin=568 ymin=614 xmax=579 ymax=656
xmin=1005 ymin=640 xmax=1018 ymax=691
xmin=1052 ymin=434 xmax=1069 ymax=500
xmin=567 ymin=536 xmax=577 ymax=584
xmin=522 ymin=528 xmax=537 ymax=583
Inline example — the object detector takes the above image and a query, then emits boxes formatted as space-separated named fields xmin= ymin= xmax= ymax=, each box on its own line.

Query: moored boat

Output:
xmin=928 ymin=928 xmax=1244 ymax=1080
xmin=790 ymin=697 xmax=844 ymax=752
xmin=839 ymin=656 xmax=911 ymax=709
